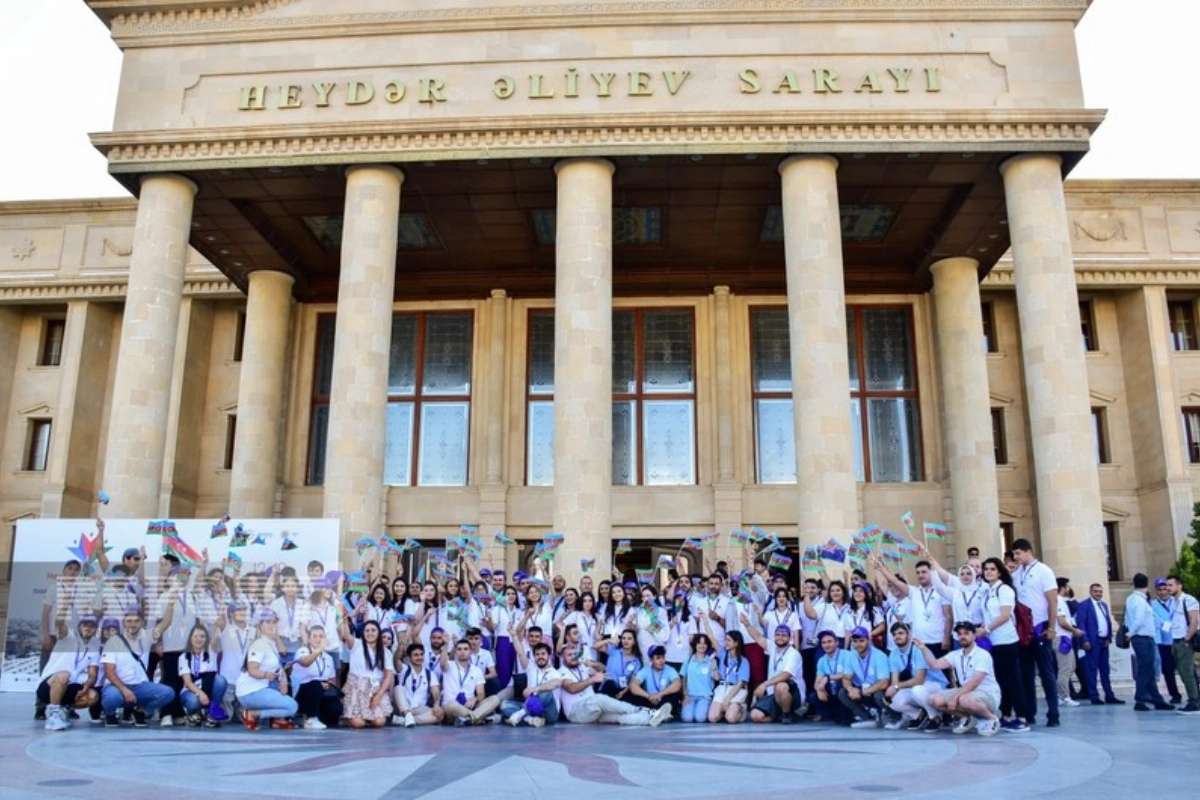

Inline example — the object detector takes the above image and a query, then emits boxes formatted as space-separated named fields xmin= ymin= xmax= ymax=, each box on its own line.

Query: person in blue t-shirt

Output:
xmin=812 ymin=630 xmax=848 ymax=722
xmin=679 ymin=634 xmax=718 ymax=722
xmin=883 ymin=622 xmax=947 ymax=730
xmin=628 ymin=645 xmax=682 ymax=721
xmin=839 ymin=626 xmax=890 ymax=728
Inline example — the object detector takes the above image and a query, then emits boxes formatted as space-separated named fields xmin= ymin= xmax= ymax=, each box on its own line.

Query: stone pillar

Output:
xmin=711 ymin=286 xmax=743 ymax=567
xmin=1001 ymin=154 xmax=1107 ymax=587
xmin=102 ymin=173 xmax=197 ymax=519
xmin=553 ymin=158 xmax=615 ymax=584
xmin=322 ymin=166 xmax=403 ymax=544
xmin=229 ymin=270 xmax=295 ymax=517
xmin=479 ymin=289 xmax=510 ymax=553
xmin=931 ymin=257 xmax=1001 ymax=559
xmin=779 ymin=155 xmax=859 ymax=552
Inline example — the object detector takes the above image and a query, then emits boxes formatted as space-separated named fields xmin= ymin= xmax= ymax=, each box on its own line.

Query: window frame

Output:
xmin=1182 ymin=407 xmax=1200 ymax=465
xmin=848 ymin=304 xmax=925 ymax=483
xmin=1079 ymin=300 xmax=1098 ymax=352
xmin=232 ymin=310 xmax=247 ymax=362
xmin=25 ymin=418 xmax=52 ymax=472
xmin=981 ymin=301 xmax=998 ymax=354
xmin=1168 ymin=299 xmax=1197 ymax=352
xmin=1103 ymin=521 xmax=1121 ymax=582
xmin=305 ymin=314 xmax=336 ymax=486
xmin=999 ymin=522 xmax=1016 ymax=552
xmin=991 ymin=407 xmax=1008 ymax=466
xmin=749 ymin=305 xmax=797 ymax=484
xmin=39 ymin=317 xmax=66 ymax=367
xmin=223 ymin=414 xmax=238 ymax=471
xmin=1092 ymin=406 xmax=1110 ymax=465
xmin=524 ymin=308 xmax=556 ymax=486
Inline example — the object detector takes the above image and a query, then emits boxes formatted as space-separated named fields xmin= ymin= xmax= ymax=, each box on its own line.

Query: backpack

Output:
xmin=1014 ymin=602 xmax=1034 ymax=647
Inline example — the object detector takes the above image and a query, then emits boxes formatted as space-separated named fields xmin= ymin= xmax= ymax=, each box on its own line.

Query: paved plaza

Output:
xmin=0 ymin=694 xmax=1196 ymax=800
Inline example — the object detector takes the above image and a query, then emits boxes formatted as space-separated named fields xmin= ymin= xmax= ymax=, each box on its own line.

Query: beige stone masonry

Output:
xmin=780 ymin=155 xmax=859 ymax=552
xmin=230 ymin=269 xmax=295 ymax=517
xmin=1001 ymin=153 xmax=1107 ymax=588
xmin=931 ymin=257 xmax=1001 ymax=559
xmin=322 ymin=165 xmax=403 ymax=542
xmin=101 ymin=173 xmax=197 ymax=518
xmin=553 ymin=158 xmax=615 ymax=584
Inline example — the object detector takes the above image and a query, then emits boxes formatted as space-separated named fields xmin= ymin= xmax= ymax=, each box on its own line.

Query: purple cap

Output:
xmin=774 ymin=625 xmax=792 ymax=636
xmin=78 ymin=614 xmax=99 ymax=626
xmin=1155 ymin=578 xmax=1168 ymax=588
xmin=623 ymin=581 xmax=638 ymax=590
xmin=254 ymin=608 xmax=279 ymax=625
xmin=513 ymin=571 xmax=528 ymax=582
xmin=100 ymin=617 xmax=121 ymax=629
xmin=850 ymin=626 xmax=871 ymax=639
xmin=479 ymin=568 xmax=492 ymax=578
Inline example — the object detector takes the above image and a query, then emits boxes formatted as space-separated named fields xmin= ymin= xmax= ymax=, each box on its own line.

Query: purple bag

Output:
xmin=975 ymin=635 xmax=993 ymax=652
xmin=1057 ymin=636 xmax=1073 ymax=655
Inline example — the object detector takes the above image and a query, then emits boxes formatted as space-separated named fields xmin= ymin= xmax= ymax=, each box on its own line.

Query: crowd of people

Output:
xmin=34 ymin=525 xmax=1200 ymax=736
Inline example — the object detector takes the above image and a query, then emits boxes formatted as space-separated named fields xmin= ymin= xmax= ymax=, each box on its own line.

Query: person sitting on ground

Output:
xmin=393 ymin=643 xmax=444 ymax=727
xmin=100 ymin=611 xmax=175 ymax=728
xmin=839 ymin=626 xmax=891 ymax=728
xmin=177 ymin=623 xmax=226 ymax=727
xmin=627 ymin=644 xmax=682 ymax=721
xmin=556 ymin=644 xmax=671 ymax=726
xmin=441 ymin=639 xmax=502 ymax=726
xmin=882 ymin=621 xmax=946 ymax=730
xmin=291 ymin=625 xmax=342 ymax=729
xmin=502 ymin=641 xmax=562 ymax=727
xmin=748 ymin=625 xmax=803 ymax=724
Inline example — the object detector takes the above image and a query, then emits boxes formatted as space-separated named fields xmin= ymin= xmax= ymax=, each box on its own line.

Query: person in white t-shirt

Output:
xmin=977 ymin=558 xmax=1029 ymax=732
xmin=441 ymin=640 xmax=502 ymax=726
xmin=917 ymin=621 xmax=1002 ymax=736
xmin=37 ymin=615 xmax=101 ymax=731
xmin=1054 ymin=578 xmax=1084 ymax=707
xmin=100 ymin=611 xmax=175 ymax=727
xmin=291 ymin=625 xmax=342 ymax=729
xmin=393 ymin=642 xmax=444 ymax=727
xmin=338 ymin=618 xmax=394 ymax=728
xmin=235 ymin=609 xmax=299 ymax=730
xmin=1011 ymin=539 xmax=1060 ymax=727
xmin=747 ymin=625 xmax=803 ymax=723
xmin=556 ymin=645 xmax=671 ymax=726
xmin=502 ymin=641 xmax=563 ymax=727
xmin=177 ymin=624 xmax=225 ymax=727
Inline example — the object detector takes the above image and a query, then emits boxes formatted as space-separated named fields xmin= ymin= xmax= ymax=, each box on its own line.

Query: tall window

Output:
xmin=525 ymin=308 xmax=696 ymax=486
xmin=1103 ymin=521 xmax=1121 ymax=581
xmin=1079 ymin=300 xmax=1097 ymax=352
xmin=999 ymin=522 xmax=1015 ymax=552
xmin=1092 ymin=407 xmax=1110 ymax=464
xmin=25 ymin=419 xmax=52 ymax=471
xmin=751 ymin=308 xmax=796 ymax=484
xmin=981 ymin=301 xmax=998 ymax=354
xmin=306 ymin=312 xmax=474 ymax=486
xmin=1182 ymin=407 xmax=1200 ymax=464
xmin=991 ymin=408 xmax=1008 ymax=465
xmin=232 ymin=311 xmax=247 ymax=362
xmin=848 ymin=307 xmax=923 ymax=482
xmin=749 ymin=306 xmax=922 ymax=483
xmin=1168 ymin=300 xmax=1197 ymax=352
xmin=223 ymin=415 xmax=238 ymax=470
xmin=39 ymin=318 xmax=65 ymax=366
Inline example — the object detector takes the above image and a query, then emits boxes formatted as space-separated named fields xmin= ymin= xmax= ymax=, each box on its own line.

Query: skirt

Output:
xmin=493 ymin=637 xmax=516 ymax=690
xmin=342 ymin=674 xmax=393 ymax=722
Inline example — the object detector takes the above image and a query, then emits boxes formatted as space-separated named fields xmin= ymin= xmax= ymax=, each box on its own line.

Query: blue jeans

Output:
xmin=101 ymin=682 xmax=176 ymax=715
xmin=1018 ymin=635 xmax=1059 ymax=723
xmin=1131 ymin=635 xmax=1167 ymax=705
xmin=239 ymin=687 xmax=299 ymax=719
xmin=499 ymin=691 xmax=559 ymax=725
xmin=681 ymin=696 xmax=711 ymax=722
xmin=181 ymin=675 xmax=228 ymax=714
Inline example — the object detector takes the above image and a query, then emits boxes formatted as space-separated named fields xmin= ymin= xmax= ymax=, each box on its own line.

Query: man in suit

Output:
xmin=1075 ymin=583 xmax=1124 ymax=704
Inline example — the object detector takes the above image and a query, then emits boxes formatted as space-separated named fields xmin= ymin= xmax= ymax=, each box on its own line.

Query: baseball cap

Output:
xmin=774 ymin=625 xmax=792 ymax=636
xmin=953 ymin=620 xmax=977 ymax=633
xmin=1154 ymin=577 xmax=1168 ymax=588
xmin=850 ymin=626 xmax=871 ymax=639
xmin=254 ymin=608 xmax=279 ymax=625
xmin=78 ymin=614 xmax=98 ymax=626
xmin=122 ymin=547 xmax=140 ymax=559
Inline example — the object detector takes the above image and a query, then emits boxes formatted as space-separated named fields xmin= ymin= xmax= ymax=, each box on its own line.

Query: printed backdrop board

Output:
xmin=1 ymin=517 xmax=339 ymax=692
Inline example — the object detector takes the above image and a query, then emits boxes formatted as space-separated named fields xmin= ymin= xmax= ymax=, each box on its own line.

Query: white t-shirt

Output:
xmin=40 ymin=638 xmax=101 ymax=684
xmin=525 ymin=662 xmax=558 ymax=692
xmin=564 ymin=611 xmax=599 ymax=660
xmin=1171 ymin=593 xmax=1199 ymax=639
xmin=945 ymin=646 xmax=1001 ymax=707
xmin=761 ymin=606 xmax=801 ymax=659
xmin=909 ymin=586 xmax=951 ymax=644
xmin=981 ymin=583 xmax=1018 ymax=646
xmin=812 ymin=601 xmax=853 ymax=639
xmin=270 ymin=597 xmax=310 ymax=642
xmin=177 ymin=650 xmax=219 ymax=679
xmin=235 ymin=637 xmax=282 ymax=698
xmin=348 ymin=639 xmax=394 ymax=681
xmin=556 ymin=663 xmax=595 ymax=719
xmin=290 ymin=646 xmax=337 ymax=689
xmin=489 ymin=605 xmax=522 ymax=640
xmin=155 ymin=588 xmax=199 ymax=652
xmin=440 ymin=660 xmax=485 ymax=705
xmin=398 ymin=664 xmax=437 ymax=708
xmin=100 ymin=635 xmax=152 ymax=686
xmin=1014 ymin=560 xmax=1057 ymax=627
xmin=766 ymin=646 xmax=802 ymax=696
xmin=469 ymin=648 xmax=496 ymax=675
xmin=219 ymin=623 xmax=255 ymax=684
xmin=305 ymin=604 xmax=341 ymax=651
xmin=1055 ymin=597 xmax=1075 ymax=634
xmin=664 ymin=615 xmax=700 ymax=665
xmin=691 ymin=594 xmax=729 ymax=638
xmin=798 ymin=595 xmax=821 ymax=648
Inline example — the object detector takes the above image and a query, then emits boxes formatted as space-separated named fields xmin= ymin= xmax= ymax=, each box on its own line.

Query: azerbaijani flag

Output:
xmin=635 ymin=568 xmax=655 ymax=584
xmin=162 ymin=534 xmax=202 ymax=565
xmin=581 ymin=558 xmax=596 ymax=572
xmin=923 ymin=522 xmax=947 ymax=542
xmin=900 ymin=511 xmax=916 ymax=535
xmin=768 ymin=552 xmax=793 ymax=571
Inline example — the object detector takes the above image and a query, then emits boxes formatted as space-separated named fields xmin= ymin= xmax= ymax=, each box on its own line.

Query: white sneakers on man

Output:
xmin=304 ymin=718 xmax=327 ymax=730
xmin=649 ymin=705 xmax=672 ymax=727
xmin=976 ymin=718 xmax=1001 ymax=737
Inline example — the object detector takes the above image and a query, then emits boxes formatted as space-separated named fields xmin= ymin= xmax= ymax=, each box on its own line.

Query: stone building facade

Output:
xmin=3 ymin=1 xmax=1196 ymax=617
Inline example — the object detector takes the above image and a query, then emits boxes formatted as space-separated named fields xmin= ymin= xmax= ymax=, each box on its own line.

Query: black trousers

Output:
xmin=296 ymin=681 xmax=343 ymax=726
xmin=159 ymin=650 xmax=184 ymax=718
xmin=628 ymin=690 xmax=682 ymax=718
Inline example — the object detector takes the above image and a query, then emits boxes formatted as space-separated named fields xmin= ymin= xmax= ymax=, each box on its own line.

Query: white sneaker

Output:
xmin=977 ymin=718 xmax=1000 ymax=737
xmin=1061 ymin=697 xmax=1080 ymax=707
xmin=649 ymin=705 xmax=672 ymax=727
xmin=507 ymin=709 xmax=527 ymax=727
xmin=304 ymin=718 xmax=327 ymax=730
xmin=883 ymin=717 xmax=907 ymax=730
xmin=44 ymin=710 xmax=69 ymax=732
xmin=527 ymin=716 xmax=545 ymax=728
xmin=403 ymin=712 xmax=416 ymax=728
xmin=391 ymin=714 xmax=404 ymax=727
xmin=160 ymin=716 xmax=174 ymax=727
xmin=951 ymin=716 xmax=973 ymax=735
xmin=851 ymin=719 xmax=878 ymax=729
xmin=485 ymin=713 xmax=502 ymax=725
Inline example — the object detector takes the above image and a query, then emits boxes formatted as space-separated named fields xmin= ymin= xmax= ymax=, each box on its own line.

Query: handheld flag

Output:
xmin=898 ymin=541 xmax=922 ymax=558
xmin=900 ymin=511 xmax=916 ymax=536
xmin=923 ymin=522 xmax=947 ymax=542
xmin=581 ymin=558 xmax=596 ymax=573
xmin=635 ymin=568 xmax=655 ymax=585
xmin=162 ymin=534 xmax=202 ymax=565
xmin=614 ymin=540 xmax=632 ymax=556
xmin=729 ymin=529 xmax=750 ymax=546
xmin=355 ymin=537 xmax=376 ymax=556
xmin=768 ymin=552 xmax=793 ymax=571
xmin=97 ymin=490 xmax=111 ymax=505
xmin=494 ymin=531 xmax=515 ymax=546
xmin=657 ymin=554 xmax=676 ymax=570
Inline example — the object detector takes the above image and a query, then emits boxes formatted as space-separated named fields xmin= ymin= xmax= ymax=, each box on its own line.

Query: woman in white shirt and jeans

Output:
xmin=235 ymin=609 xmax=298 ymax=730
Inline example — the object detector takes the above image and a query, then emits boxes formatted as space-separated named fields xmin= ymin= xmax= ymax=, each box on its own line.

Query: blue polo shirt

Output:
xmin=887 ymin=643 xmax=947 ymax=687
xmin=816 ymin=650 xmax=849 ymax=680
xmin=635 ymin=664 xmax=680 ymax=694
xmin=681 ymin=655 xmax=716 ymax=697
xmin=846 ymin=647 xmax=889 ymax=688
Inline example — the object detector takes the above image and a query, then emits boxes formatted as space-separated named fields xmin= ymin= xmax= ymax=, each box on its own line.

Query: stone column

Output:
xmin=102 ymin=173 xmax=197 ymax=519
xmin=931 ymin=257 xmax=1001 ymax=559
xmin=479 ymin=289 xmax=510 ymax=549
xmin=712 ymin=286 xmax=744 ymax=567
xmin=553 ymin=158 xmax=615 ymax=584
xmin=1001 ymin=154 xmax=1107 ymax=587
xmin=780 ymin=155 xmax=859 ymax=552
xmin=322 ymin=166 xmax=403 ymax=544
xmin=229 ymin=270 xmax=295 ymax=517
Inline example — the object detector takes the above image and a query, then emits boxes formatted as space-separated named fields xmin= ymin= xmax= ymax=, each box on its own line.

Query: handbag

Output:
xmin=1114 ymin=623 xmax=1130 ymax=650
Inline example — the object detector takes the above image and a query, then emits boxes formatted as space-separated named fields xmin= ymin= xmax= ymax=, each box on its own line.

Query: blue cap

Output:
xmin=513 ymin=571 xmax=528 ymax=582
xmin=1155 ymin=577 xmax=1168 ymax=588
xmin=774 ymin=625 xmax=792 ymax=636
xmin=850 ymin=626 xmax=871 ymax=639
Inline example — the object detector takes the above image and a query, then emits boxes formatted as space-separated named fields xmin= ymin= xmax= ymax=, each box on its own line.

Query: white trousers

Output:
xmin=568 ymin=694 xmax=652 ymax=726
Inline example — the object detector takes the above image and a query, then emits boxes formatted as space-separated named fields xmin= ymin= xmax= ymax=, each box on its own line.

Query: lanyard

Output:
xmin=74 ymin=640 xmax=92 ymax=671
xmin=233 ymin=626 xmax=250 ymax=655
xmin=191 ymin=652 xmax=204 ymax=678
xmin=962 ymin=586 xmax=981 ymax=610
xmin=1017 ymin=561 xmax=1038 ymax=588
xmin=406 ymin=668 xmax=425 ymax=694
xmin=918 ymin=588 xmax=936 ymax=612
xmin=456 ymin=662 xmax=470 ymax=691
xmin=650 ymin=668 xmax=666 ymax=693
xmin=857 ymin=653 xmax=873 ymax=685
xmin=723 ymin=654 xmax=741 ymax=683
xmin=771 ymin=646 xmax=792 ymax=676
xmin=955 ymin=651 xmax=975 ymax=686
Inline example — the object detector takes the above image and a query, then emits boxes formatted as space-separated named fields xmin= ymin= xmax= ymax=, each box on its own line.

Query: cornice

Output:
xmin=984 ymin=264 xmax=1200 ymax=288
xmin=91 ymin=110 xmax=1102 ymax=172
xmin=0 ymin=198 xmax=137 ymax=216
xmin=96 ymin=1 xmax=1092 ymax=47
xmin=0 ymin=277 xmax=244 ymax=303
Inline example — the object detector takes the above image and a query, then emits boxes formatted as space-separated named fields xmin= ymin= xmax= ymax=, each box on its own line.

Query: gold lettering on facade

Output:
xmin=278 ymin=84 xmax=303 ymax=109
xmin=629 ymin=71 xmax=653 ymax=96
xmin=888 ymin=67 xmax=912 ymax=92
xmin=592 ymin=72 xmax=617 ymax=97
xmin=925 ymin=67 xmax=941 ymax=92
xmin=346 ymin=80 xmax=374 ymax=105
xmin=313 ymin=81 xmax=336 ymax=107
xmin=419 ymin=78 xmax=447 ymax=104
xmin=239 ymin=85 xmax=267 ymax=111
xmin=813 ymin=68 xmax=841 ymax=93
xmin=738 ymin=69 xmax=761 ymax=94
xmin=528 ymin=74 xmax=555 ymax=99
xmin=854 ymin=71 xmax=882 ymax=93
xmin=663 ymin=70 xmax=690 ymax=96
xmin=565 ymin=67 xmax=580 ymax=98
xmin=384 ymin=81 xmax=405 ymax=103
xmin=772 ymin=70 xmax=802 ymax=94
xmin=494 ymin=76 xmax=515 ymax=99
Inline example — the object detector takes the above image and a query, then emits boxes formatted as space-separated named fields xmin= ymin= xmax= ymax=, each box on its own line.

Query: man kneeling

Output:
xmin=558 ymin=645 xmax=671 ymax=726
xmin=916 ymin=621 xmax=1002 ymax=736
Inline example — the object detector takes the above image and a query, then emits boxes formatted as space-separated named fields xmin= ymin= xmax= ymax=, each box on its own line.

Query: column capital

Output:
xmin=930 ymin=256 xmax=982 ymax=282
xmin=138 ymin=172 xmax=198 ymax=197
xmin=244 ymin=268 xmax=296 ymax=288
xmin=345 ymin=164 xmax=406 ymax=184
xmin=713 ymin=285 xmax=731 ymax=297
xmin=778 ymin=154 xmax=839 ymax=177
xmin=490 ymin=288 xmax=508 ymax=300
xmin=998 ymin=152 xmax=1062 ymax=179
xmin=553 ymin=157 xmax=615 ymax=177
